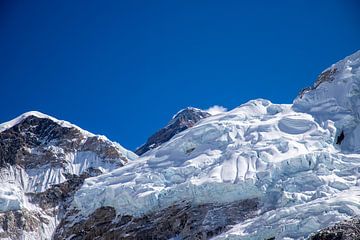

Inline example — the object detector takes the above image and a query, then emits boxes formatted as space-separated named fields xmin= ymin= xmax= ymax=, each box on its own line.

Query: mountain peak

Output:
xmin=172 ymin=107 xmax=206 ymax=119
xmin=293 ymin=49 xmax=360 ymax=152
xmin=0 ymin=111 xmax=136 ymax=168
xmin=297 ymin=50 xmax=360 ymax=101
xmin=135 ymin=107 xmax=210 ymax=155
xmin=0 ymin=111 xmax=93 ymax=137
xmin=0 ymin=114 xmax=137 ymax=240
xmin=169 ymin=107 xmax=210 ymax=125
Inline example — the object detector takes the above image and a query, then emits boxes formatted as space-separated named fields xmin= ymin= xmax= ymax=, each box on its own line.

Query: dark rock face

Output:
xmin=135 ymin=107 xmax=210 ymax=155
xmin=0 ymin=115 xmax=127 ymax=168
xmin=0 ymin=210 xmax=44 ymax=240
xmin=299 ymin=67 xmax=337 ymax=98
xmin=336 ymin=131 xmax=345 ymax=145
xmin=27 ymin=168 xmax=103 ymax=212
xmin=0 ymin=115 xmax=83 ymax=167
xmin=5 ymin=168 xmax=105 ymax=240
xmin=0 ymin=167 xmax=104 ymax=240
xmin=54 ymin=198 xmax=259 ymax=240
xmin=0 ymin=113 xmax=132 ymax=239
xmin=310 ymin=218 xmax=360 ymax=240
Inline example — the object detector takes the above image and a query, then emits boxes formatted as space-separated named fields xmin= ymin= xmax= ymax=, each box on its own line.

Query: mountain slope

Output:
xmin=135 ymin=107 xmax=211 ymax=155
xmin=52 ymin=50 xmax=360 ymax=240
xmin=2 ymin=50 xmax=360 ymax=240
xmin=0 ymin=111 xmax=137 ymax=239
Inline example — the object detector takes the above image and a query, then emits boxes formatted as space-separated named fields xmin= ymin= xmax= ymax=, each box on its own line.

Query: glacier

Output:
xmin=68 ymin=50 xmax=360 ymax=239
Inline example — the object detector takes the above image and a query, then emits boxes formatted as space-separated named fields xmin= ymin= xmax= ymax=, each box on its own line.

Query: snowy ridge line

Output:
xmin=0 ymin=111 xmax=93 ymax=136
xmin=171 ymin=107 xmax=206 ymax=119
xmin=0 ymin=110 xmax=136 ymax=157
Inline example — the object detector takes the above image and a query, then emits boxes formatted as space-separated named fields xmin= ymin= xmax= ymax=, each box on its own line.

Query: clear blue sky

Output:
xmin=1 ymin=1 xmax=359 ymax=151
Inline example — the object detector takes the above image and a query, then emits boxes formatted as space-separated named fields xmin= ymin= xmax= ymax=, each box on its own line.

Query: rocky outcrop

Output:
xmin=0 ymin=115 xmax=81 ymax=167
xmin=135 ymin=107 xmax=210 ymax=155
xmin=0 ymin=115 xmax=129 ymax=169
xmin=0 ymin=210 xmax=44 ymax=240
xmin=0 ymin=112 xmax=136 ymax=239
xmin=299 ymin=67 xmax=337 ymax=98
xmin=54 ymin=198 xmax=259 ymax=240
xmin=27 ymin=168 xmax=102 ymax=212
xmin=310 ymin=218 xmax=360 ymax=240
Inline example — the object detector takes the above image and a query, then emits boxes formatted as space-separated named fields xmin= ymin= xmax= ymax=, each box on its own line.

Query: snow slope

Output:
xmin=71 ymin=50 xmax=360 ymax=239
xmin=294 ymin=50 xmax=360 ymax=152
xmin=72 ymin=100 xmax=347 ymax=238
xmin=74 ymin=100 xmax=336 ymax=216
xmin=215 ymin=187 xmax=360 ymax=240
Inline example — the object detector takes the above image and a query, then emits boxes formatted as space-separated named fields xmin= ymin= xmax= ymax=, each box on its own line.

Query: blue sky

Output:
xmin=1 ymin=1 xmax=359 ymax=151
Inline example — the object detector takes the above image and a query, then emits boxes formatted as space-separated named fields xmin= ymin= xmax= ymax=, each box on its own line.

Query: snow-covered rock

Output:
xmin=135 ymin=107 xmax=211 ymax=155
xmin=0 ymin=111 xmax=137 ymax=239
xmin=294 ymin=50 xmax=360 ymax=152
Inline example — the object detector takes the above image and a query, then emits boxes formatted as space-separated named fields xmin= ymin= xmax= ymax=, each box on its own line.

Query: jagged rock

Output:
xmin=310 ymin=218 xmax=360 ymax=240
xmin=0 ymin=112 xmax=136 ymax=239
xmin=54 ymin=198 xmax=259 ymax=240
xmin=0 ymin=210 xmax=44 ymax=240
xmin=27 ymin=167 xmax=102 ymax=212
xmin=299 ymin=67 xmax=337 ymax=98
xmin=0 ymin=115 xmax=129 ymax=168
xmin=0 ymin=115 xmax=82 ymax=167
xmin=135 ymin=107 xmax=210 ymax=155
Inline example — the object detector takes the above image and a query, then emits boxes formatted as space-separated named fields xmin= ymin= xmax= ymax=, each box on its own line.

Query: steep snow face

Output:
xmin=135 ymin=107 xmax=210 ymax=155
xmin=72 ymin=98 xmax=358 ymax=239
xmin=215 ymin=187 xmax=360 ymax=240
xmin=294 ymin=50 xmax=360 ymax=152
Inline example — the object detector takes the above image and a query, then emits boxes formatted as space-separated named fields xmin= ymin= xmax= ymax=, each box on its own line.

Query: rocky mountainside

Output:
xmin=135 ymin=107 xmax=211 ymax=155
xmin=0 ymin=112 xmax=137 ymax=239
xmin=310 ymin=217 xmax=360 ymax=240
xmin=1 ymin=50 xmax=360 ymax=240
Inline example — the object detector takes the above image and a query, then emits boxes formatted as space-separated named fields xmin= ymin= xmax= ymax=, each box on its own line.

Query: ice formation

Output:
xmin=70 ymin=50 xmax=360 ymax=239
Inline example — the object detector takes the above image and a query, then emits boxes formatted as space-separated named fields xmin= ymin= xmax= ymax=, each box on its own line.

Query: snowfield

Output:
xmin=71 ymin=50 xmax=360 ymax=239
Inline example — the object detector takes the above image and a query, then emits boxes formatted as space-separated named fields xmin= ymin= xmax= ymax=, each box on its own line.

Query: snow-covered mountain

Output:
xmin=0 ymin=111 xmax=137 ymax=239
xmin=1 ymin=50 xmax=360 ymax=240
xmin=135 ymin=107 xmax=211 ymax=155
xmin=57 ymin=50 xmax=360 ymax=240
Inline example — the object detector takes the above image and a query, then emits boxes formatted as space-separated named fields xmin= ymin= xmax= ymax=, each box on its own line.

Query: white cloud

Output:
xmin=206 ymin=105 xmax=227 ymax=115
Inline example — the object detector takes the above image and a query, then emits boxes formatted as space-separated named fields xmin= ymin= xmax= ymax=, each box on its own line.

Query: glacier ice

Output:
xmin=71 ymin=51 xmax=360 ymax=239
